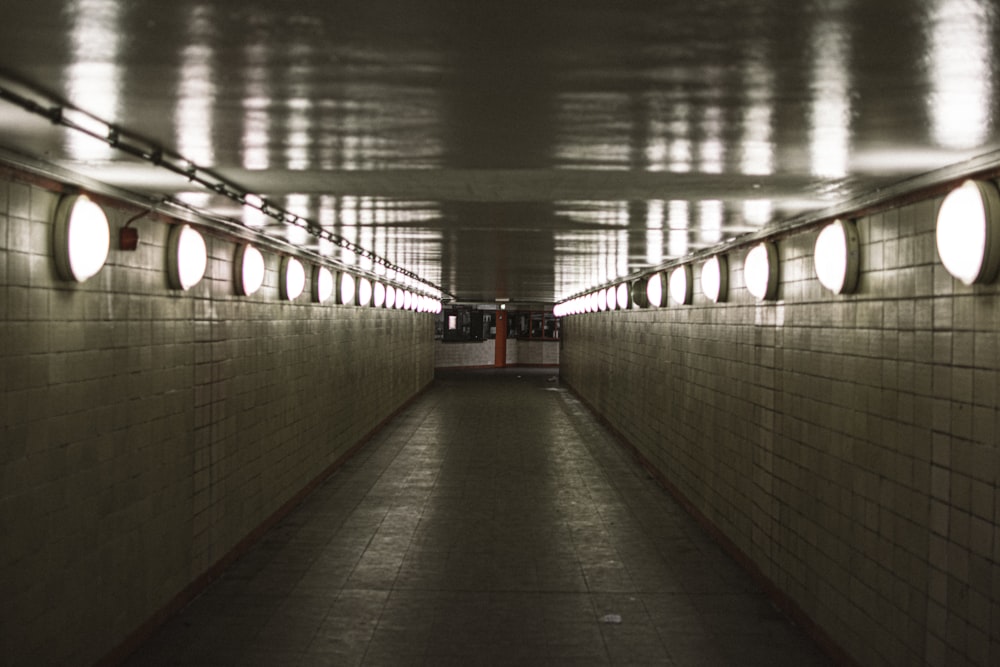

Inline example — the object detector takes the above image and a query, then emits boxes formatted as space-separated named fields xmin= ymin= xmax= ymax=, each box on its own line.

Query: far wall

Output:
xmin=434 ymin=338 xmax=560 ymax=368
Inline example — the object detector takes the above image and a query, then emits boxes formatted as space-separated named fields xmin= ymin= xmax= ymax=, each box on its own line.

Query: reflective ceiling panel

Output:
xmin=1 ymin=0 xmax=999 ymax=302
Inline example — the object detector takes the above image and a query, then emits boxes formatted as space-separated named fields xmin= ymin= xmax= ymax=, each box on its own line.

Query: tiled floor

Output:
xmin=125 ymin=369 xmax=833 ymax=666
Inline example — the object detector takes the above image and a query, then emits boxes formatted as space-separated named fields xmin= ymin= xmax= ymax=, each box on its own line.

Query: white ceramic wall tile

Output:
xmin=562 ymin=195 xmax=1000 ymax=666
xmin=0 ymin=173 xmax=435 ymax=665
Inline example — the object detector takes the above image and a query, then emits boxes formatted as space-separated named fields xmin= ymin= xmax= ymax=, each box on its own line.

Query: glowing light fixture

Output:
xmin=669 ymin=265 xmax=693 ymax=305
xmin=936 ymin=180 xmax=1000 ymax=285
xmin=235 ymin=244 xmax=265 ymax=296
xmin=700 ymin=255 xmax=728 ymax=303
xmin=814 ymin=219 xmax=860 ymax=294
xmin=357 ymin=277 xmax=373 ymax=307
xmin=166 ymin=224 xmax=207 ymax=291
xmin=604 ymin=287 xmax=616 ymax=311
xmin=313 ymin=266 xmax=334 ymax=303
xmin=373 ymin=281 xmax=386 ymax=308
xmin=597 ymin=290 xmax=608 ymax=311
xmin=616 ymin=283 xmax=631 ymax=310
xmin=280 ymin=257 xmax=305 ymax=301
xmin=53 ymin=194 xmax=110 ymax=283
xmin=403 ymin=290 xmax=413 ymax=310
xmin=744 ymin=242 xmax=778 ymax=301
xmin=646 ymin=272 xmax=667 ymax=308
xmin=385 ymin=285 xmax=396 ymax=309
xmin=338 ymin=271 xmax=357 ymax=305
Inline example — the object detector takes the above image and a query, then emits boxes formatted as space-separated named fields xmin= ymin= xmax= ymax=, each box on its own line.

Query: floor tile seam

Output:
xmin=549 ymin=393 xmax=727 ymax=614
xmin=584 ymin=440 xmax=694 ymax=530
xmin=342 ymin=434 xmax=436 ymax=546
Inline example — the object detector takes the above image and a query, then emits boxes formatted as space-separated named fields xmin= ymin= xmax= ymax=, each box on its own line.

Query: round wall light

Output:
xmin=646 ymin=272 xmax=667 ymax=308
xmin=605 ymin=286 xmax=617 ymax=311
xmin=385 ymin=285 xmax=396 ymax=309
xmin=357 ymin=277 xmax=373 ymax=307
xmin=669 ymin=265 xmax=693 ymax=305
xmin=53 ymin=193 xmax=110 ymax=283
xmin=403 ymin=290 xmax=413 ymax=310
xmin=373 ymin=281 xmax=386 ymax=308
xmin=167 ymin=224 xmax=207 ymax=291
xmin=235 ymin=244 xmax=265 ymax=296
xmin=631 ymin=278 xmax=650 ymax=308
xmin=936 ymin=179 xmax=1000 ymax=285
xmin=616 ymin=283 xmax=631 ymax=310
xmin=280 ymin=257 xmax=305 ymax=301
xmin=744 ymin=242 xmax=779 ymax=301
xmin=700 ymin=255 xmax=728 ymax=303
xmin=313 ymin=266 xmax=334 ymax=303
xmin=338 ymin=271 xmax=356 ymax=305
xmin=597 ymin=290 xmax=608 ymax=311
xmin=814 ymin=219 xmax=860 ymax=294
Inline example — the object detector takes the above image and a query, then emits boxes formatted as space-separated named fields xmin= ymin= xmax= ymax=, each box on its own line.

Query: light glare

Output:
xmin=282 ymin=257 xmax=305 ymax=300
xmin=936 ymin=180 xmax=1000 ymax=284
xmin=646 ymin=272 xmax=665 ymax=307
xmin=315 ymin=266 xmax=334 ymax=302
xmin=616 ymin=283 xmax=630 ymax=309
xmin=55 ymin=194 xmax=110 ymax=283
xmin=701 ymin=255 xmax=727 ymax=303
xmin=237 ymin=244 xmax=265 ymax=296
xmin=744 ymin=243 xmax=778 ymax=300
xmin=669 ymin=265 xmax=692 ymax=305
xmin=170 ymin=225 xmax=207 ymax=290
xmin=814 ymin=219 xmax=859 ymax=294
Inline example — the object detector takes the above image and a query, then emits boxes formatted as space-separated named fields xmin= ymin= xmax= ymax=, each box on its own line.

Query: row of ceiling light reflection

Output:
xmin=53 ymin=193 xmax=442 ymax=313
xmin=0 ymin=80 xmax=442 ymax=297
xmin=554 ymin=178 xmax=1000 ymax=317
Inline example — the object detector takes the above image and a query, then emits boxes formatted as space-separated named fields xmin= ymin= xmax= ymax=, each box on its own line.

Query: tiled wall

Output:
xmin=506 ymin=339 xmax=560 ymax=366
xmin=561 ymin=194 xmax=999 ymax=666
xmin=435 ymin=339 xmax=496 ymax=368
xmin=433 ymin=339 xmax=560 ymax=368
xmin=0 ymin=171 xmax=434 ymax=665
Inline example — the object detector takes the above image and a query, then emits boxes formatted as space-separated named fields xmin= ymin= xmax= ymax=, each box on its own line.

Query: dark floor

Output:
xmin=125 ymin=369 xmax=833 ymax=666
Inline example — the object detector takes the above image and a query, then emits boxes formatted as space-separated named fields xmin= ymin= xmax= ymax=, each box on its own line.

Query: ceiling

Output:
xmin=1 ymin=0 xmax=999 ymax=303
